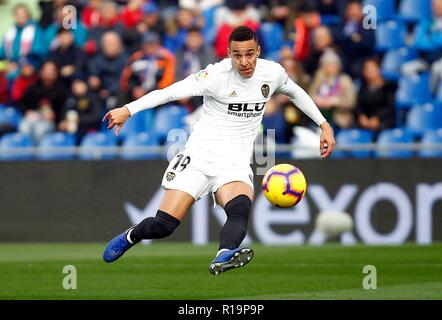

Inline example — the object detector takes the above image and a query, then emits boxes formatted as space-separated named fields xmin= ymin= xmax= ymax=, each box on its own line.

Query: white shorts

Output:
xmin=161 ymin=150 xmax=254 ymax=203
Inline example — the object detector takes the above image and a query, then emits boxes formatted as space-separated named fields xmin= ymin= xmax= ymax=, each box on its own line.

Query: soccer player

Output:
xmin=102 ymin=26 xmax=335 ymax=275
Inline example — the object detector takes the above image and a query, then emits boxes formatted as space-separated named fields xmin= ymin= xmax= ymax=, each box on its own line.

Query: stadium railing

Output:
xmin=2 ymin=143 xmax=442 ymax=160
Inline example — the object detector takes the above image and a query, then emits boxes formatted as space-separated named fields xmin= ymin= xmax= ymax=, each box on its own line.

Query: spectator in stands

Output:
xmin=317 ymin=0 xmax=340 ymax=17
xmin=180 ymin=0 xmax=223 ymax=11
xmin=49 ymin=28 xmax=87 ymax=88
xmin=11 ymin=55 xmax=39 ymax=103
xmin=88 ymin=31 xmax=127 ymax=110
xmin=136 ymin=2 xmax=166 ymax=37
xmin=164 ymin=8 xmax=203 ymax=54
xmin=0 ymin=62 xmax=15 ymax=135
xmin=333 ymin=0 xmax=375 ymax=78
xmin=0 ymin=4 xmax=47 ymax=79
xmin=291 ymin=0 xmax=321 ymax=63
xmin=59 ymin=78 xmax=102 ymax=139
xmin=38 ymin=0 xmax=69 ymax=30
xmin=175 ymin=27 xmax=216 ymax=80
xmin=18 ymin=60 xmax=66 ymax=144
xmin=356 ymin=57 xmax=397 ymax=132
xmin=175 ymin=27 xmax=217 ymax=110
xmin=281 ymin=53 xmax=310 ymax=90
xmin=267 ymin=0 xmax=297 ymax=28
xmin=81 ymin=0 xmax=104 ymax=29
xmin=123 ymin=1 xmax=167 ymax=54
xmin=308 ymin=48 xmax=356 ymax=129
xmin=44 ymin=6 xmax=88 ymax=50
xmin=213 ymin=0 xmax=260 ymax=58
xmin=0 ymin=66 xmax=8 ymax=104
xmin=120 ymin=32 xmax=176 ymax=104
xmin=316 ymin=0 xmax=350 ymax=19
xmin=120 ymin=0 xmax=144 ymax=29
xmin=303 ymin=25 xmax=343 ymax=76
xmin=84 ymin=1 xmax=127 ymax=56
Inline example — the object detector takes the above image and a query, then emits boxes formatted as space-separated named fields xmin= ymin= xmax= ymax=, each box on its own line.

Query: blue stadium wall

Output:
xmin=0 ymin=159 xmax=441 ymax=244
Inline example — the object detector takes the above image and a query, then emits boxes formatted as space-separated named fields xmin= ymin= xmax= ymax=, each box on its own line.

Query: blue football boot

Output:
xmin=103 ymin=227 xmax=136 ymax=263
xmin=208 ymin=247 xmax=254 ymax=275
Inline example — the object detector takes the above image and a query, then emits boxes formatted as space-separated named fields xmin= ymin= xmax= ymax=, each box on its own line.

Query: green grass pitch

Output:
xmin=0 ymin=243 xmax=441 ymax=299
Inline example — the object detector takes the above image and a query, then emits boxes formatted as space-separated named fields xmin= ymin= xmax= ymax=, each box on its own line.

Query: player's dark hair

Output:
xmin=228 ymin=26 xmax=258 ymax=44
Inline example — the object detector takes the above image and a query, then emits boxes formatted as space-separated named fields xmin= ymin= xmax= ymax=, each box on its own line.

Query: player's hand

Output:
xmin=102 ymin=106 xmax=131 ymax=136
xmin=319 ymin=122 xmax=335 ymax=159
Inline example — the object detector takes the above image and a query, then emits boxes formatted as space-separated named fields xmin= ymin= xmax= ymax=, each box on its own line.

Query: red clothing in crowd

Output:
xmin=120 ymin=6 xmax=143 ymax=28
xmin=81 ymin=6 xmax=101 ymax=28
xmin=293 ymin=15 xmax=321 ymax=62
xmin=0 ymin=71 xmax=8 ymax=103
xmin=11 ymin=73 xmax=39 ymax=103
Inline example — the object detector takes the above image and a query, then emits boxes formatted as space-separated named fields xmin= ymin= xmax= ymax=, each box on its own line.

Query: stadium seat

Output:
xmin=419 ymin=128 xmax=442 ymax=157
xmin=79 ymin=132 xmax=118 ymax=160
xmin=433 ymin=81 xmax=442 ymax=104
xmin=362 ymin=0 xmax=396 ymax=22
xmin=395 ymin=72 xmax=432 ymax=124
xmin=375 ymin=20 xmax=407 ymax=51
xmin=0 ymin=132 xmax=33 ymax=160
xmin=0 ymin=107 xmax=22 ymax=129
xmin=411 ymin=21 xmax=436 ymax=52
xmin=115 ymin=109 xmax=154 ymax=141
xmin=258 ymin=22 xmax=285 ymax=60
xmin=381 ymin=47 xmax=418 ymax=81
xmin=121 ymin=132 xmax=160 ymax=160
xmin=405 ymin=103 xmax=442 ymax=138
xmin=333 ymin=129 xmax=374 ymax=159
xmin=376 ymin=128 xmax=415 ymax=158
xmin=36 ymin=132 xmax=76 ymax=160
xmin=398 ymin=0 xmax=431 ymax=24
xmin=153 ymin=105 xmax=189 ymax=144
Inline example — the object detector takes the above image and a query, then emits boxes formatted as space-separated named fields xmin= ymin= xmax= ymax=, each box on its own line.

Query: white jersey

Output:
xmin=126 ymin=58 xmax=326 ymax=167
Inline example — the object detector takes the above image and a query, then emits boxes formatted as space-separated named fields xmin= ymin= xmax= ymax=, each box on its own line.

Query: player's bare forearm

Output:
xmin=102 ymin=106 xmax=131 ymax=136
xmin=319 ymin=121 xmax=335 ymax=159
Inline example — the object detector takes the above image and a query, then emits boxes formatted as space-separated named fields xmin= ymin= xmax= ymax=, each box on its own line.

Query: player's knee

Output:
xmin=139 ymin=210 xmax=180 ymax=239
xmin=224 ymin=194 xmax=252 ymax=222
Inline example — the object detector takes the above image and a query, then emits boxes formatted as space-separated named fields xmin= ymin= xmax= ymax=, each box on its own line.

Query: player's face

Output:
xmin=229 ymin=40 xmax=260 ymax=78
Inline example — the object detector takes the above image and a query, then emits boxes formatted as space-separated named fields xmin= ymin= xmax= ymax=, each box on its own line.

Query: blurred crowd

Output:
xmin=0 ymin=0 xmax=438 ymax=146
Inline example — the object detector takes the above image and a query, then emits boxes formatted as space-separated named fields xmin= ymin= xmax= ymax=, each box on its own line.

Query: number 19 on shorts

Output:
xmin=172 ymin=153 xmax=191 ymax=172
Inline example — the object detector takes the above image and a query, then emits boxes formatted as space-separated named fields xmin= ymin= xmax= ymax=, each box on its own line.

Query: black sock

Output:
xmin=130 ymin=210 xmax=180 ymax=243
xmin=219 ymin=194 xmax=252 ymax=250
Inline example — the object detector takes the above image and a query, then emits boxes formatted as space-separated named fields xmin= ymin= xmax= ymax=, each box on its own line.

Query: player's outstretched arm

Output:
xmin=102 ymin=74 xmax=205 ymax=136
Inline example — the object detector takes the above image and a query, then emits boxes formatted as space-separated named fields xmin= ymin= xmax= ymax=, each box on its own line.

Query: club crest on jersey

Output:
xmin=166 ymin=172 xmax=176 ymax=181
xmin=261 ymin=84 xmax=270 ymax=98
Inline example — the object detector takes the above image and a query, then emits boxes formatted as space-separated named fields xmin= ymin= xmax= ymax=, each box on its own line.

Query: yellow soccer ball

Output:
xmin=262 ymin=163 xmax=307 ymax=208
